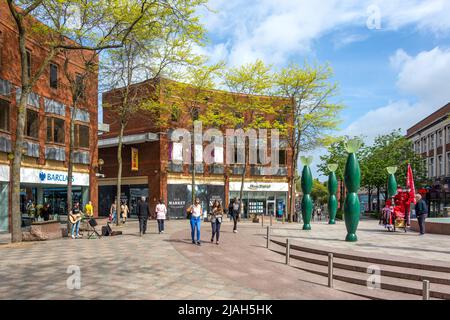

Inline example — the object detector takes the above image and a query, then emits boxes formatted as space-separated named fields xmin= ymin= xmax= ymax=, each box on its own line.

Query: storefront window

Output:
xmin=0 ymin=182 xmax=8 ymax=232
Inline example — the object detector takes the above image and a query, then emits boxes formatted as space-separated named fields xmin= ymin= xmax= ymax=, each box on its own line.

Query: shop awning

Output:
xmin=98 ymin=132 xmax=159 ymax=148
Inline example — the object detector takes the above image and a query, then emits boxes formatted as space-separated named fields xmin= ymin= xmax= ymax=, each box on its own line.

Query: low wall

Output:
xmin=22 ymin=220 xmax=63 ymax=241
xmin=410 ymin=219 xmax=450 ymax=235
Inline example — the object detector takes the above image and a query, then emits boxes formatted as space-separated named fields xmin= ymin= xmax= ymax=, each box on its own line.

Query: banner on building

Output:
xmin=131 ymin=147 xmax=139 ymax=171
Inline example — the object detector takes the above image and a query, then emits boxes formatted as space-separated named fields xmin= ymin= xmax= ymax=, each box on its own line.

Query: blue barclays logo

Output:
xmin=38 ymin=171 xmax=74 ymax=183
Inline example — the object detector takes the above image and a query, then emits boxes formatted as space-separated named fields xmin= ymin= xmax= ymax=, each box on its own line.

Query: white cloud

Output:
xmin=200 ymin=0 xmax=450 ymax=66
xmin=342 ymin=47 xmax=450 ymax=144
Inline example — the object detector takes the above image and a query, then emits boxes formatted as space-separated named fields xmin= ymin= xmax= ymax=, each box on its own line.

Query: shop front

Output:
xmin=19 ymin=167 xmax=90 ymax=218
xmin=167 ymin=180 xmax=225 ymax=219
xmin=98 ymin=184 xmax=149 ymax=217
xmin=0 ymin=164 xmax=9 ymax=232
xmin=229 ymin=181 xmax=288 ymax=219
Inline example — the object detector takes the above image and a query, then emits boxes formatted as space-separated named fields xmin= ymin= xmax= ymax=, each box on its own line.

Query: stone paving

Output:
xmin=269 ymin=218 xmax=450 ymax=263
xmin=1 ymin=217 xmax=448 ymax=300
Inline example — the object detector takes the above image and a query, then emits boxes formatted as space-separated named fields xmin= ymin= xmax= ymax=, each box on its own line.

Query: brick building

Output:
xmin=407 ymin=102 xmax=450 ymax=216
xmin=0 ymin=1 xmax=102 ymax=232
xmin=98 ymin=78 xmax=294 ymax=219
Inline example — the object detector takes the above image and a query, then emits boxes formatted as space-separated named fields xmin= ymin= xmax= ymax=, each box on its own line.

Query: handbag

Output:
xmin=186 ymin=206 xmax=192 ymax=219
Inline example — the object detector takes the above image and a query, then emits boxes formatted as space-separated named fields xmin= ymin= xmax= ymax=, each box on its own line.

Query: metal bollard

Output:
xmin=286 ymin=238 xmax=291 ymax=265
xmin=328 ymin=253 xmax=334 ymax=288
xmin=270 ymin=214 xmax=273 ymax=227
xmin=266 ymin=226 xmax=270 ymax=248
xmin=261 ymin=214 xmax=264 ymax=227
xmin=422 ymin=280 xmax=430 ymax=300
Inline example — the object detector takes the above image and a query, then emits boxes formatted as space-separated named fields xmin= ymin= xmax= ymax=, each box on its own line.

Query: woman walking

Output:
xmin=156 ymin=199 xmax=167 ymax=234
xmin=210 ymin=200 xmax=223 ymax=245
xmin=110 ymin=201 xmax=117 ymax=224
xmin=121 ymin=201 xmax=129 ymax=224
xmin=188 ymin=198 xmax=202 ymax=245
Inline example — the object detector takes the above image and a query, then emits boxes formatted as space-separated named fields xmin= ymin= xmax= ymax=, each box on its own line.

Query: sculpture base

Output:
xmin=345 ymin=233 xmax=357 ymax=242
xmin=302 ymin=224 xmax=311 ymax=230
xmin=328 ymin=219 xmax=336 ymax=225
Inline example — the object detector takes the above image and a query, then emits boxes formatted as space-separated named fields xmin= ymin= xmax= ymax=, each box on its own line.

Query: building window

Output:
xmin=429 ymin=134 xmax=435 ymax=150
xmin=26 ymin=50 xmax=32 ymax=79
xmin=171 ymin=104 xmax=180 ymax=122
xmin=437 ymin=130 xmax=443 ymax=147
xmin=421 ymin=138 xmax=427 ymax=153
xmin=415 ymin=141 xmax=420 ymax=153
xmin=0 ymin=99 xmax=10 ymax=132
xmin=50 ymin=63 xmax=58 ymax=89
xmin=438 ymin=155 xmax=443 ymax=176
xmin=75 ymin=124 xmax=89 ymax=148
xmin=279 ymin=149 xmax=287 ymax=165
xmin=46 ymin=117 xmax=65 ymax=144
xmin=25 ymin=108 xmax=39 ymax=139
xmin=429 ymin=157 xmax=435 ymax=178
xmin=75 ymin=73 xmax=85 ymax=99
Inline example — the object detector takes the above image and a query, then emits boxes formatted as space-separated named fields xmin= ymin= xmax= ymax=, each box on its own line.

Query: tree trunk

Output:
xmin=367 ymin=186 xmax=372 ymax=213
xmin=67 ymin=107 xmax=75 ymax=225
xmin=11 ymin=94 xmax=28 ymax=242
xmin=238 ymin=163 xmax=246 ymax=221
xmin=289 ymin=162 xmax=297 ymax=223
xmin=377 ymin=186 xmax=381 ymax=213
xmin=116 ymin=123 xmax=125 ymax=226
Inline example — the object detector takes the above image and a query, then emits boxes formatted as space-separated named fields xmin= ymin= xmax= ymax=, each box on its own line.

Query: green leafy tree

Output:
xmin=275 ymin=62 xmax=344 ymax=222
xmin=311 ymin=179 xmax=328 ymax=205
xmin=6 ymin=0 xmax=154 ymax=242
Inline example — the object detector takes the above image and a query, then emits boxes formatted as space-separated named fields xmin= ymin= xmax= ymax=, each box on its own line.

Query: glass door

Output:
xmin=267 ymin=200 xmax=275 ymax=216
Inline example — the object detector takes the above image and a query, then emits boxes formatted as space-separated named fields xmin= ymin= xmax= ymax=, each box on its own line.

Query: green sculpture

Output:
xmin=301 ymin=156 xmax=313 ymax=230
xmin=327 ymin=163 xmax=338 ymax=225
xmin=387 ymin=167 xmax=398 ymax=198
xmin=344 ymin=138 xmax=362 ymax=242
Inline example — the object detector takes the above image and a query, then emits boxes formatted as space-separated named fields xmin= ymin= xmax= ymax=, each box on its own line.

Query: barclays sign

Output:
xmin=21 ymin=168 xmax=89 ymax=186
xmin=39 ymin=172 xmax=75 ymax=183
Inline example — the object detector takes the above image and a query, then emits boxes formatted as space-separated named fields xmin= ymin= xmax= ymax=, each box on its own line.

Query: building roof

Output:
xmin=406 ymin=102 xmax=450 ymax=137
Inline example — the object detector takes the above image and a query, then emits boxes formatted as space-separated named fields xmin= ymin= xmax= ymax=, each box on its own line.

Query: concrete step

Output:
xmin=276 ymin=246 xmax=450 ymax=286
xmin=270 ymin=238 xmax=450 ymax=273
xmin=271 ymin=249 xmax=450 ymax=299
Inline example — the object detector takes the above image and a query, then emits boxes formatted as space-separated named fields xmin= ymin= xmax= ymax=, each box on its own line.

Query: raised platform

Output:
xmin=410 ymin=218 xmax=450 ymax=235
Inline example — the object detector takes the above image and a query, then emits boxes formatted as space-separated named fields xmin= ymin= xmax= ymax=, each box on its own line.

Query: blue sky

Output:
xmin=195 ymin=0 xmax=450 ymax=178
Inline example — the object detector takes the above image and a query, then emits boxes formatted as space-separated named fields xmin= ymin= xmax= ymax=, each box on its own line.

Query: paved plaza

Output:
xmin=0 ymin=217 xmax=449 ymax=300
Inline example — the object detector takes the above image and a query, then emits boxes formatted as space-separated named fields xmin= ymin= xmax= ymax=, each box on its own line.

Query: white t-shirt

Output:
xmin=191 ymin=204 xmax=202 ymax=218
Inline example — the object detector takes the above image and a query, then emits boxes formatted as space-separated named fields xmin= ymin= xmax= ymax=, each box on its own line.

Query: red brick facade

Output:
xmin=0 ymin=1 xmax=99 ymax=229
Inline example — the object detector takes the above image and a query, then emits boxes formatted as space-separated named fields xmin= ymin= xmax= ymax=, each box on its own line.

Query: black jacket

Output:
xmin=137 ymin=201 xmax=150 ymax=218
xmin=415 ymin=199 xmax=428 ymax=216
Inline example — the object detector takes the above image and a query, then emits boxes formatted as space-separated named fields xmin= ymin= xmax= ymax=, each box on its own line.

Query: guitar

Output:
xmin=68 ymin=212 xmax=82 ymax=224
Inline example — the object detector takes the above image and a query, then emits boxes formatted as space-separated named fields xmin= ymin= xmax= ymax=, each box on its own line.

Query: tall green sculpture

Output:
xmin=327 ymin=163 xmax=338 ymax=225
xmin=387 ymin=167 xmax=398 ymax=198
xmin=344 ymin=139 xmax=362 ymax=242
xmin=301 ymin=156 xmax=313 ymax=230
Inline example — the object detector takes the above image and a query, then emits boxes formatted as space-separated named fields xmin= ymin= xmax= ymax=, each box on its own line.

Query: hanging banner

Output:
xmin=131 ymin=147 xmax=139 ymax=171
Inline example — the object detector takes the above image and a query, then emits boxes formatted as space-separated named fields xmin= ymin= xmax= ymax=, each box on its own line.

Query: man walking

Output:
xmin=230 ymin=198 xmax=240 ymax=233
xmin=137 ymin=196 xmax=150 ymax=236
xmin=415 ymin=194 xmax=428 ymax=235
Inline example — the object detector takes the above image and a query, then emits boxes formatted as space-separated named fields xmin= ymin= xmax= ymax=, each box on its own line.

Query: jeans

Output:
xmin=71 ymin=220 xmax=80 ymax=237
xmin=232 ymin=212 xmax=239 ymax=231
xmin=139 ymin=216 xmax=148 ymax=234
xmin=190 ymin=216 xmax=201 ymax=242
xmin=112 ymin=211 xmax=117 ymax=223
xmin=211 ymin=221 xmax=221 ymax=241
xmin=417 ymin=214 xmax=427 ymax=234
xmin=157 ymin=219 xmax=165 ymax=233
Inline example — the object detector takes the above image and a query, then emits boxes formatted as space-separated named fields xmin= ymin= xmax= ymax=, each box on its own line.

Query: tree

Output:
xmin=6 ymin=0 xmax=155 ymax=242
xmin=157 ymin=62 xmax=225 ymax=206
xmin=222 ymin=59 xmax=287 ymax=218
xmin=311 ymin=179 xmax=328 ymax=205
xmin=101 ymin=0 xmax=208 ymax=224
xmin=274 ymin=62 xmax=344 ymax=222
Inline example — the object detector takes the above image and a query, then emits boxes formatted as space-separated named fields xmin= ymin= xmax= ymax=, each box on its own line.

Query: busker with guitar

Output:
xmin=69 ymin=201 xmax=83 ymax=239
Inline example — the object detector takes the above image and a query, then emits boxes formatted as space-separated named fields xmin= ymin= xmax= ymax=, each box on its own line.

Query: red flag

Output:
xmin=406 ymin=164 xmax=416 ymax=204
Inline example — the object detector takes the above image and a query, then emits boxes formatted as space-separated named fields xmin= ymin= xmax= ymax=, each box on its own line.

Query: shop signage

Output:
xmin=229 ymin=182 xmax=288 ymax=192
xmin=20 ymin=168 xmax=89 ymax=186
xmin=131 ymin=147 xmax=139 ymax=171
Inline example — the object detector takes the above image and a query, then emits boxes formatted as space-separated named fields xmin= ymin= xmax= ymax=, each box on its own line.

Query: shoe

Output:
xmin=71 ymin=235 xmax=75 ymax=239
xmin=192 ymin=241 xmax=196 ymax=244
xmin=196 ymin=241 xmax=201 ymax=246
xmin=216 ymin=241 xmax=219 ymax=245
xmin=211 ymin=238 xmax=214 ymax=243
xmin=161 ymin=231 xmax=164 ymax=233
xmin=76 ymin=235 xmax=81 ymax=239
xmin=233 ymin=230 xmax=237 ymax=233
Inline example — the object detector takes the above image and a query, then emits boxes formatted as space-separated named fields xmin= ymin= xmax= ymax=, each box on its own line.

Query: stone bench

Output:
xmin=22 ymin=220 xmax=63 ymax=241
